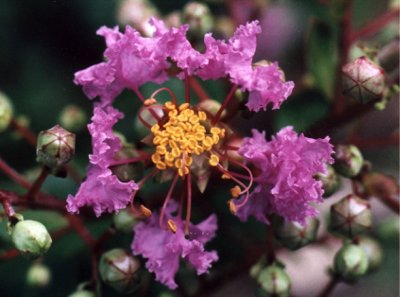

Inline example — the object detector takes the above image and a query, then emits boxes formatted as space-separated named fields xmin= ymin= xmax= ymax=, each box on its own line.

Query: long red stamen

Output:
xmin=159 ymin=173 xmax=180 ymax=229
xmin=109 ymin=154 xmax=150 ymax=167
xmin=150 ymin=87 xmax=178 ymax=106
xmin=137 ymin=104 xmax=165 ymax=128
xmin=212 ymin=84 xmax=238 ymax=125
xmin=130 ymin=168 xmax=158 ymax=214
xmin=185 ymin=70 xmax=190 ymax=104
xmin=185 ymin=173 xmax=192 ymax=236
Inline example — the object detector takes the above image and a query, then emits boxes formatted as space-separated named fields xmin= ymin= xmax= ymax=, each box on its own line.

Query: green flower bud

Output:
xmin=68 ymin=290 xmax=95 ymax=297
xmin=342 ymin=56 xmax=385 ymax=103
xmin=113 ymin=209 xmax=137 ymax=233
xmin=111 ymin=144 xmax=144 ymax=182
xmin=256 ymin=264 xmax=291 ymax=297
xmin=329 ymin=194 xmax=372 ymax=238
xmin=272 ymin=216 xmax=320 ymax=250
xmin=36 ymin=125 xmax=76 ymax=169
xmin=26 ymin=263 xmax=51 ymax=287
xmin=334 ymin=145 xmax=364 ymax=178
xmin=59 ymin=104 xmax=87 ymax=132
xmin=358 ymin=236 xmax=383 ymax=272
xmin=315 ymin=164 xmax=341 ymax=198
xmin=0 ymin=91 xmax=13 ymax=133
xmin=99 ymin=249 xmax=141 ymax=293
xmin=183 ymin=2 xmax=214 ymax=38
xmin=334 ymin=243 xmax=368 ymax=281
xmin=11 ymin=220 xmax=52 ymax=259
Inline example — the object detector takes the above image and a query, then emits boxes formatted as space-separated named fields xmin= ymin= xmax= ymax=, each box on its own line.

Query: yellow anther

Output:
xmin=165 ymin=152 xmax=175 ymax=162
xmin=221 ymin=173 xmax=231 ymax=179
xmin=198 ymin=111 xmax=207 ymax=121
xmin=209 ymin=154 xmax=219 ymax=166
xmin=171 ymin=148 xmax=181 ymax=158
xmin=210 ymin=127 xmax=221 ymax=135
xmin=227 ymin=200 xmax=237 ymax=215
xmin=153 ymin=136 xmax=162 ymax=145
xmin=167 ymin=219 xmax=177 ymax=233
xmin=156 ymin=146 xmax=167 ymax=155
xmin=179 ymin=103 xmax=190 ymax=111
xmin=212 ymin=134 xmax=219 ymax=144
xmin=151 ymin=153 xmax=161 ymax=164
xmin=203 ymin=136 xmax=213 ymax=148
xmin=169 ymin=109 xmax=178 ymax=117
xmin=151 ymin=124 xmax=160 ymax=133
xmin=177 ymin=113 xmax=188 ymax=122
xmin=230 ymin=185 xmax=241 ymax=198
xmin=175 ymin=159 xmax=182 ymax=168
xmin=189 ymin=115 xmax=199 ymax=124
xmin=165 ymin=101 xmax=175 ymax=110
xmin=144 ymin=98 xmax=157 ymax=106
xmin=156 ymin=162 xmax=167 ymax=170
xmin=140 ymin=204 xmax=152 ymax=217
xmin=178 ymin=166 xmax=189 ymax=176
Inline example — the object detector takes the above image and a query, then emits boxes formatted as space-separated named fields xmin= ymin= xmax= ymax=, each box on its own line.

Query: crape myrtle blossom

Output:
xmin=68 ymin=17 xmax=295 ymax=289
xmin=235 ymin=127 xmax=334 ymax=224
xmin=66 ymin=105 xmax=138 ymax=217
xmin=73 ymin=18 xmax=293 ymax=110
xmin=132 ymin=202 xmax=218 ymax=289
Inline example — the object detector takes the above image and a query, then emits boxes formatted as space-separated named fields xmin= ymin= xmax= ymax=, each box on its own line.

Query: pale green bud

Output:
xmin=0 ymin=90 xmax=13 ymax=133
xmin=334 ymin=243 xmax=368 ymax=280
xmin=26 ymin=263 xmax=51 ymax=287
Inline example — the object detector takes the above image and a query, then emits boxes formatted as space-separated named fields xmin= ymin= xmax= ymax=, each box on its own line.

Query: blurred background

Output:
xmin=0 ymin=0 xmax=398 ymax=296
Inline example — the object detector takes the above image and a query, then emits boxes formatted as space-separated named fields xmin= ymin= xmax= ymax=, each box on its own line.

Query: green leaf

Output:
xmin=306 ymin=19 xmax=338 ymax=100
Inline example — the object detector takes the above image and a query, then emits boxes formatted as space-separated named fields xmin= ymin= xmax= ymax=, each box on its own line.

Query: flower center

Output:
xmin=150 ymin=102 xmax=225 ymax=176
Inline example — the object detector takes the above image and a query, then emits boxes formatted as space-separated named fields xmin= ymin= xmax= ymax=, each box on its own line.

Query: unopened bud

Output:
xmin=342 ymin=56 xmax=385 ymax=103
xmin=256 ymin=264 xmax=291 ymax=297
xmin=183 ymin=2 xmax=214 ymax=38
xmin=329 ymin=194 xmax=372 ymax=238
xmin=0 ymin=91 xmax=13 ymax=133
xmin=36 ymin=125 xmax=75 ymax=169
xmin=334 ymin=145 xmax=364 ymax=178
xmin=358 ymin=236 xmax=383 ymax=272
xmin=59 ymin=104 xmax=87 ymax=132
xmin=27 ymin=263 xmax=51 ymax=287
xmin=334 ymin=243 xmax=368 ymax=281
xmin=99 ymin=249 xmax=141 ymax=293
xmin=111 ymin=144 xmax=144 ymax=182
xmin=315 ymin=165 xmax=341 ymax=198
xmin=113 ymin=209 xmax=137 ymax=233
xmin=11 ymin=220 xmax=52 ymax=259
xmin=272 ymin=217 xmax=319 ymax=250
xmin=165 ymin=11 xmax=182 ymax=28
xmin=214 ymin=16 xmax=235 ymax=38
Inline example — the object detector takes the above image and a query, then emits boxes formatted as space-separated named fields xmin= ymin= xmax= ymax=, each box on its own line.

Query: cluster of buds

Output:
xmin=251 ymin=262 xmax=291 ymax=297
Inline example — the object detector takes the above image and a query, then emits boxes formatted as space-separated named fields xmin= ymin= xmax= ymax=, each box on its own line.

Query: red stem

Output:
xmin=0 ymin=157 xmax=32 ymax=189
xmin=185 ymin=71 xmax=190 ymax=104
xmin=350 ymin=8 xmax=400 ymax=42
xmin=9 ymin=118 xmax=37 ymax=146
xmin=212 ymin=85 xmax=238 ymax=125
xmin=189 ymin=77 xmax=209 ymax=102
xmin=317 ymin=277 xmax=340 ymax=297
xmin=376 ymin=195 xmax=400 ymax=214
xmin=24 ymin=166 xmax=49 ymax=200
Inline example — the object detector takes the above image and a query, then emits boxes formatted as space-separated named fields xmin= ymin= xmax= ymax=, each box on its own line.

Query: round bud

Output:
xmin=68 ymin=290 xmax=95 ymax=297
xmin=111 ymin=144 xmax=144 ymax=182
xmin=342 ymin=56 xmax=385 ymax=103
xmin=272 ymin=217 xmax=319 ymax=250
xmin=0 ymin=90 xmax=13 ymax=133
xmin=358 ymin=236 xmax=383 ymax=272
xmin=99 ymin=249 xmax=141 ymax=293
xmin=329 ymin=194 xmax=372 ymax=238
xmin=26 ymin=263 xmax=51 ymax=287
xmin=113 ymin=209 xmax=137 ymax=233
xmin=183 ymin=2 xmax=214 ymax=38
xmin=59 ymin=104 xmax=87 ymax=132
xmin=315 ymin=165 xmax=341 ymax=198
xmin=11 ymin=220 xmax=52 ymax=259
xmin=256 ymin=264 xmax=291 ymax=297
xmin=334 ymin=145 xmax=364 ymax=178
xmin=36 ymin=125 xmax=76 ymax=169
xmin=334 ymin=243 xmax=368 ymax=280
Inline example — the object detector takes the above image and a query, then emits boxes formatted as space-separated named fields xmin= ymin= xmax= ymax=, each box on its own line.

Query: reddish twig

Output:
xmin=376 ymin=195 xmax=400 ymax=214
xmin=0 ymin=157 xmax=32 ymax=189
xmin=9 ymin=118 xmax=37 ymax=146
xmin=66 ymin=215 xmax=96 ymax=249
xmin=0 ymin=249 xmax=19 ymax=261
xmin=350 ymin=8 xmax=400 ymax=42
xmin=24 ymin=166 xmax=50 ymax=200
xmin=189 ymin=77 xmax=209 ymax=102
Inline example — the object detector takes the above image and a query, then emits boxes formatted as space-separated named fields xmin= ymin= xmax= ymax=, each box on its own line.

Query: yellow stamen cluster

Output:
xmin=151 ymin=102 xmax=225 ymax=176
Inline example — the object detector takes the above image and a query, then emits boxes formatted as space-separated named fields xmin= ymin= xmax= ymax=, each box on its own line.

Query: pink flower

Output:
xmin=74 ymin=18 xmax=293 ymax=111
xmin=236 ymin=127 xmax=334 ymax=224
xmin=131 ymin=202 xmax=218 ymax=289
xmin=67 ymin=104 xmax=138 ymax=217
